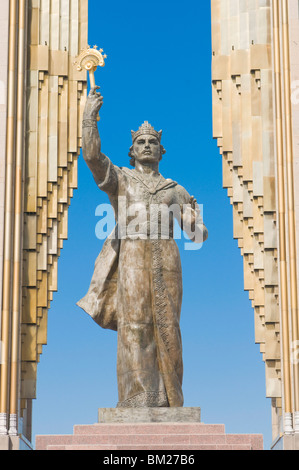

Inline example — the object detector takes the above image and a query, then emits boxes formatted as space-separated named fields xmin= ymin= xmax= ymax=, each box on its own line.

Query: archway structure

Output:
xmin=1 ymin=0 xmax=299 ymax=451
xmin=211 ymin=0 xmax=299 ymax=450
xmin=0 ymin=0 xmax=87 ymax=449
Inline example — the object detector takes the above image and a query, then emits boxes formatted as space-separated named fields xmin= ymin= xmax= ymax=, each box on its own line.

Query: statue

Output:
xmin=77 ymin=87 xmax=208 ymax=408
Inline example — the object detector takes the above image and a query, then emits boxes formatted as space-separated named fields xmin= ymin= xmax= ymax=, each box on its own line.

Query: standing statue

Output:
xmin=77 ymin=87 xmax=208 ymax=408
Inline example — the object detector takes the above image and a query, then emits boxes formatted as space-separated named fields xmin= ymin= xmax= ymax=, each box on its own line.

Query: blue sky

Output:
xmin=32 ymin=0 xmax=272 ymax=450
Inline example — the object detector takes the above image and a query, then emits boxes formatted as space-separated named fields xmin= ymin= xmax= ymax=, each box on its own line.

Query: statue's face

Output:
xmin=133 ymin=134 xmax=161 ymax=164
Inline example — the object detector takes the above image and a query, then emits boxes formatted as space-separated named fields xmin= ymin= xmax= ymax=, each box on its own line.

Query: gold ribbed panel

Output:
xmin=211 ymin=0 xmax=281 ymax=419
xmin=20 ymin=0 xmax=87 ymax=420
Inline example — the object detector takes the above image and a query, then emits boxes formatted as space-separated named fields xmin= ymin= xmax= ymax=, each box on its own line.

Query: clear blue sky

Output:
xmin=32 ymin=0 xmax=272 ymax=450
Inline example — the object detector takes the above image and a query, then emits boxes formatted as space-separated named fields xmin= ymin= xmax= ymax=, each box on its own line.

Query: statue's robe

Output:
xmin=78 ymin=159 xmax=205 ymax=407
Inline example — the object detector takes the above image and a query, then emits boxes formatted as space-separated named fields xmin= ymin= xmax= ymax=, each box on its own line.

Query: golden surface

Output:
xmin=211 ymin=0 xmax=281 ymax=439
xmin=212 ymin=0 xmax=299 ymax=440
xmin=0 ymin=0 xmax=87 ymax=440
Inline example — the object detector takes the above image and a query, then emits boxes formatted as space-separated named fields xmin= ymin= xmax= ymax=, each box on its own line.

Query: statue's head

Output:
xmin=129 ymin=121 xmax=166 ymax=167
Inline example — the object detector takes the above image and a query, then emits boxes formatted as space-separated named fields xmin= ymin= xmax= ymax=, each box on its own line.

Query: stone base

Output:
xmin=0 ymin=435 xmax=32 ymax=450
xmin=98 ymin=407 xmax=201 ymax=424
xmin=0 ymin=436 xmax=10 ymax=450
xmin=272 ymin=433 xmax=299 ymax=450
xmin=35 ymin=409 xmax=264 ymax=450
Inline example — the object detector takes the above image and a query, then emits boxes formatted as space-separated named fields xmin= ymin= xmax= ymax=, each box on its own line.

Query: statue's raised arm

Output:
xmin=82 ymin=87 xmax=118 ymax=195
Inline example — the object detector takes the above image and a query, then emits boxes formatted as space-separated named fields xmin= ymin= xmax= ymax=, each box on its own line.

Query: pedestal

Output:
xmin=98 ymin=407 xmax=201 ymax=423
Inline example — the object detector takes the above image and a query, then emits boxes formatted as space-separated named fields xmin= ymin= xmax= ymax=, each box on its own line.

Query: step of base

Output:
xmin=46 ymin=443 xmax=253 ymax=451
xmin=36 ymin=432 xmax=263 ymax=450
xmin=38 ymin=433 xmax=228 ymax=447
xmin=36 ymin=421 xmax=263 ymax=451
xmin=73 ymin=423 xmax=226 ymax=436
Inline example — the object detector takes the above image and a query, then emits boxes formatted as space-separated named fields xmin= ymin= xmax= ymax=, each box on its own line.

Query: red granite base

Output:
xmin=35 ymin=423 xmax=263 ymax=451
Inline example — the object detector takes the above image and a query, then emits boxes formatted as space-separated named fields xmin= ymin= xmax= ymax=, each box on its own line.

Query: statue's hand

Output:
xmin=83 ymin=86 xmax=103 ymax=120
xmin=181 ymin=196 xmax=199 ymax=227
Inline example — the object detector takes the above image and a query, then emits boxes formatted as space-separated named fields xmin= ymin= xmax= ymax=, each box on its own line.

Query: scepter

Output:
xmin=74 ymin=45 xmax=107 ymax=120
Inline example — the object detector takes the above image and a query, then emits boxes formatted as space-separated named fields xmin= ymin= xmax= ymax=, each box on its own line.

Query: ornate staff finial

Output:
xmin=74 ymin=46 xmax=107 ymax=120
xmin=74 ymin=45 xmax=107 ymax=89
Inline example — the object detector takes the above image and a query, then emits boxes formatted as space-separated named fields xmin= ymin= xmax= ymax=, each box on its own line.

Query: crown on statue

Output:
xmin=131 ymin=121 xmax=162 ymax=143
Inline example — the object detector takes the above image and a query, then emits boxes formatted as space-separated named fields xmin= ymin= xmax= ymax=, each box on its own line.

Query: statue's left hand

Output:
xmin=181 ymin=196 xmax=199 ymax=227
xmin=83 ymin=86 xmax=103 ymax=120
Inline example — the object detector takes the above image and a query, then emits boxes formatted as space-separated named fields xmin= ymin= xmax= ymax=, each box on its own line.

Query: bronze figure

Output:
xmin=78 ymin=88 xmax=208 ymax=408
